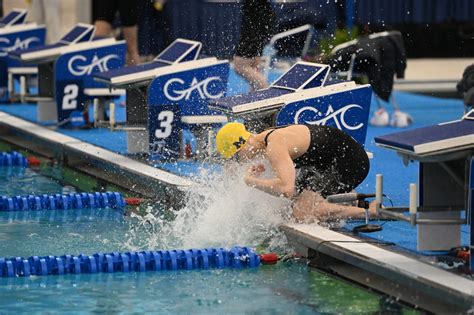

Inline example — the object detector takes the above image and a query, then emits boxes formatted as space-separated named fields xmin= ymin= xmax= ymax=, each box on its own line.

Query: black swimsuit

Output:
xmin=264 ymin=125 xmax=370 ymax=197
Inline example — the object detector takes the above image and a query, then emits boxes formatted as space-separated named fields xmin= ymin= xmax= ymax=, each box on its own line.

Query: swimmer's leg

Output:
xmin=233 ymin=56 xmax=269 ymax=91
xmin=292 ymin=190 xmax=376 ymax=222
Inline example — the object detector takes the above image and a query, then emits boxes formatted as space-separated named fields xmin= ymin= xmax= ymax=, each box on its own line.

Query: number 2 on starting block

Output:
xmin=61 ymin=84 xmax=79 ymax=110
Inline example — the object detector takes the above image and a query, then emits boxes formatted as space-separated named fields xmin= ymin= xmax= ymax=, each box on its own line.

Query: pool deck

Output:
xmin=0 ymin=102 xmax=472 ymax=312
xmin=394 ymin=58 xmax=474 ymax=95
xmin=0 ymin=111 xmax=192 ymax=199
xmin=281 ymin=224 xmax=473 ymax=314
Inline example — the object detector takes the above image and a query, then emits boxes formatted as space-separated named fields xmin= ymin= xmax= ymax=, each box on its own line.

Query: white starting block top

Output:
xmin=210 ymin=62 xmax=357 ymax=115
xmin=84 ymin=88 xmax=126 ymax=97
xmin=94 ymin=38 xmax=203 ymax=86
xmin=181 ymin=115 xmax=228 ymax=125
xmin=375 ymin=110 xmax=474 ymax=158
xmin=9 ymin=23 xmax=99 ymax=63
xmin=0 ymin=9 xmax=27 ymax=27
xmin=8 ymin=67 xmax=37 ymax=75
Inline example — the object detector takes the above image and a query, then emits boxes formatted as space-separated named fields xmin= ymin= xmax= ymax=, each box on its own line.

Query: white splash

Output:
xmin=125 ymin=161 xmax=293 ymax=251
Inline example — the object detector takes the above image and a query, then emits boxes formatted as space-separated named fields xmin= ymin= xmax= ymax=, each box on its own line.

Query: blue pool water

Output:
xmin=0 ymin=158 xmax=417 ymax=313
xmin=0 ymin=262 xmax=415 ymax=314
xmin=0 ymin=167 xmax=63 ymax=196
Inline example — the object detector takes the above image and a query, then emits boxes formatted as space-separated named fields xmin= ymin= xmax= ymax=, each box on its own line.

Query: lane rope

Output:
xmin=0 ymin=247 xmax=261 ymax=277
xmin=0 ymin=151 xmax=28 ymax=167
xmin=0 ymin=191 xmax=126 ymax=211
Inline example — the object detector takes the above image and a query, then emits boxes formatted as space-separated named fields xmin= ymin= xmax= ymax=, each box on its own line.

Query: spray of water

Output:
xmin=124 ymin=161 xmax=293 ymax=252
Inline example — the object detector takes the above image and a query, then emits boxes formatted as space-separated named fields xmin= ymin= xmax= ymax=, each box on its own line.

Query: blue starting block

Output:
xmin=375 ymin=110 xmax=474 ymax=269
xmin=10 ymin=23 xmax=126 ymax=127
xmin=0 ymin=9 xmax=46 ymax=102
xmin=94 ymin=39 xmax=229 ymax=156
xmin=95 ymin=38 xmax=202 ymax=87
xmin=0 ymin=9 xmax=28 ymax=27
xmin=209 ymin=61 xmax=372 ymax=146
xmin=10 ymin=23 xmax=96 ymax=62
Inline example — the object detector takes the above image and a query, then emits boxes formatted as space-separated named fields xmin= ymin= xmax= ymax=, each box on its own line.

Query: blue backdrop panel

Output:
xmin=54 ymin=42 xmax=126 ymax=125
xmin=275 ymin=85 xmax=372 ymax=145
xmin=148 ymin=61 xmax=229 ymax=159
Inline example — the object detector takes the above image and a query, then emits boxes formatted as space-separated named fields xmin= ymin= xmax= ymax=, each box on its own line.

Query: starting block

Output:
xmin=10 ymin=23 xmax=126 ymax=127
xmin=0 ymin=9 xmax=46 ymax=102
xmin=0 ymin=9 xmax=28 ymax=27
xmin=85 ymin=88 xmax=126 ymax=128
xmin=375 ymin=110 xmax=474 ymax=268
xmin=7 ymin=66 xmax=37 ymax=103
xmin=95 ymin=39 xmax=229 ymax=155
xmin=95 ymin=38 xmax=202 ymax=87
xmin=209 ymin=61 xmax=372 ymax=145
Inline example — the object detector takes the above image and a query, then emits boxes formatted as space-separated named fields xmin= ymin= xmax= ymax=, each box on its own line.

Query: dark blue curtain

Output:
xmin=138 ymin=0 xmax=337 ymax=59
xmin=355 ymin=0 xmax=474 ymax=25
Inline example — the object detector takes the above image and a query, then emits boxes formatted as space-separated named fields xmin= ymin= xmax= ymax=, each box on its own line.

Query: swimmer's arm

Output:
xmin=244 ymin=141 xmax=296 ymax=198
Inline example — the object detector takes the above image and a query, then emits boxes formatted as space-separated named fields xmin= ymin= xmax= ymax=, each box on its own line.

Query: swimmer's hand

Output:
xmin=244 ymin=164 xmax=265 ymax=185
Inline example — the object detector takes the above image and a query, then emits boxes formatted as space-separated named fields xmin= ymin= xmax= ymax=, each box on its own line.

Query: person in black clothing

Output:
xmin=92 ymin=0 xmax=141 ymax=65
xmin=215 ymin=122 xmax=371 ymax=221
xmin=328 ymin=31 xmax=413 ymax=128
xmin=457 ymin=64 xmax=474 ymax=112
xmin=234 ymin=0 xmax=276 ymax=91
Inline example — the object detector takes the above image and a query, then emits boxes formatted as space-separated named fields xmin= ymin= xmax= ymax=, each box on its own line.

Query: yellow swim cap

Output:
xmin=216 ymin=122 xmax=251 ymax=159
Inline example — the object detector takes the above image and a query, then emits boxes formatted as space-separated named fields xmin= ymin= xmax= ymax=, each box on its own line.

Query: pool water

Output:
xmin=0 ymin=261 xmax=416 ymax=314
xmin=0 ymin=149 xmax=418 ymax=313
xmin=0 ymin=166 xmax=63 ymax=196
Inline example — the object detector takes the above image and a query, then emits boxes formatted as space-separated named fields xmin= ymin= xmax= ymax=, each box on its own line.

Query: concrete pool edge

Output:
xmin=0 ymin=111 xmax=193 ymax=199
xmin=281 ymin=223 xmax=473 ymax=314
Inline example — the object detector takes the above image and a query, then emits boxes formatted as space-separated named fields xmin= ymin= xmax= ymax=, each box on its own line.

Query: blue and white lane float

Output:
xmin=0 ymin=151 xmax=28 ymax=167
xmin=0 ymin=191 xmax=126 ymax=211
xmin=0 ymin=247 xmax=261 ymax=277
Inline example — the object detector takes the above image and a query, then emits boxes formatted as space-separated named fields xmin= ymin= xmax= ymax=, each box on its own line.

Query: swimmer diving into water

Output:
xmin=215 ymin=122 xmax=371 ymax=221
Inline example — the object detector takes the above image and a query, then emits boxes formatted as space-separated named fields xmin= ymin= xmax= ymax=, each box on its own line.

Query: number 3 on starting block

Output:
xmin=155 ymin=110 xmax=174 ymax=138
xmin=149 ymin=105 xmax=182 ymax=159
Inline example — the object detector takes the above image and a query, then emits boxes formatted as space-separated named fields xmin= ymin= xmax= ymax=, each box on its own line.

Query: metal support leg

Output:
xmin=469 ymin=157 xmax=474 ymax=271
xmin=109 ymin=102 xmax=115 ymax=130
xmin=19 ymin=76 xmax=26 ymax=104
xmin=7 ymin=73 xmax=13 ymax=99
xmin=409 ymin=183 xmax=417 ymax=226
xmin=93 ymin=98 xmax=99 ymax=127
xmin=375 ymin=174 xmax=383 ymax=214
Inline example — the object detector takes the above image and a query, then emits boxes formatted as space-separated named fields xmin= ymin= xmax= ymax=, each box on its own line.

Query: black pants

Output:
xmin=235 ymin=0 xmax=276 ymax=58
xmin=92 ymin=0 xmax=139 ymax=27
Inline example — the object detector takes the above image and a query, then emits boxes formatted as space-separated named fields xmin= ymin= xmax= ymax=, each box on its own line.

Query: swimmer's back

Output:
xmin=259 ymin=125 xmax=311 ymax=161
